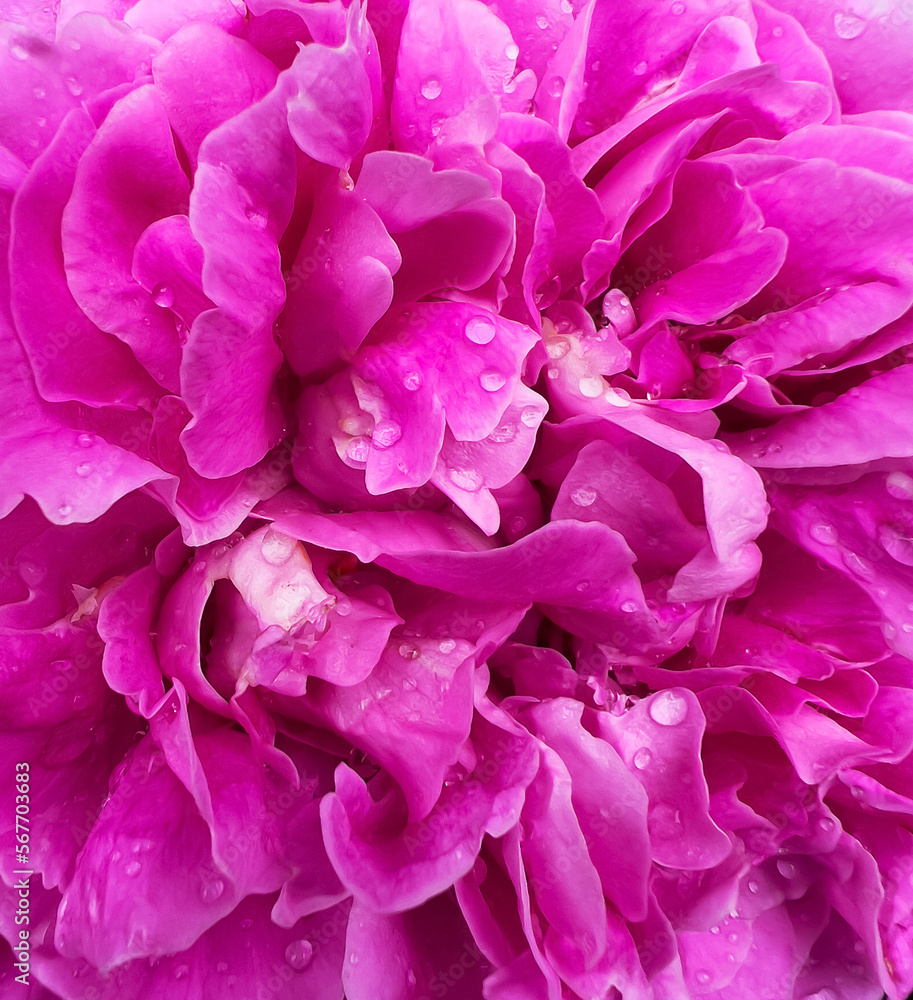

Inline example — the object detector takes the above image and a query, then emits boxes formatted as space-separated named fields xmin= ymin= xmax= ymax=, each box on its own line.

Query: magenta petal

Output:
xmin=343 ymin=893 xmax=486 ymax=1000
xmin=153 ymin=23 xmax=278 ymax=165
xmin=61 ymin=84 xmax=189 ymax=391
xmin=286 ymin=3 xmax=377 ymax=169
xmin=598 ymin=689 xmax=731 ymax=869
xmin=10 ymin=107 xmax=159 ymax=408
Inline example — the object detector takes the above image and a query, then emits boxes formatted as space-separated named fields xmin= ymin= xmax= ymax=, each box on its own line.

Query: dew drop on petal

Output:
xmin=772 ymin=24 xmax=784 ymax=36
xmin=465 ymin=315 xmax=496 ymax=344
xmin=547 ymin=76 xmax=565 ymax=98
xmin=505 ymin=42 xmax=519 ymax=59
xmin=489 ymin=421 xmax=517 ymax=443
xmin=649 ymin=690 xmax=687 ymax=726
xmin=634 ymin=60 xmax=648 ymax=75
xmin=421 ymin=77 xmax=442 ymax=99
xmin=77 ymin=432 xmax=94 ymax=448
xmin=125 ymin=860 xmax=141 ymax=878
xmin=886 ymin=471 xmax=913 ymax=500
xmin=621 ymin=599 xmax=638 ymax=613
xmin=578 ymin=376 xmax=603 ymax=397
xmin=520 ymin=406 xmax=542 ymax=428
xmin=65 ymin=76 xmax=83 ymax=96
xmin=200 ymin=879 xmax=224 ymax=902
xmin=776 ymin=860 xmax=797 ymax=879
xmin=151 ymin=283 xmax=174 ymax=308
xmin=480 ymin=368 xmax=506 ymax=392
xmin=59 ymin=503 xmax=73 ymax=518
xmin=536 ymin=14 xmax=549 ymax=28
xmin=76 ymin=462 xmax=92 ymax=477
xmin=399 ymin=643 xmax=420 ymax=660
xmin=449 ymin=466 xmax=483 ymax=492
xmin=546 ymin=339 xmax=569 ymax=359
xmin=833 ymin=10 xmax=866 ymax=38
xmin=571 ymin=486 xmax=597 ymax=507
xmin=633 ymin=747 xmax=652 ymax=770
xmin=747 ymin=880 xmax=759 ymax=894
xmin=403 ymin=370 xmax=423 ymax=391
xmin=174 ymin=965 xmax=189 ymax=981
xmin=345 ymin=436 xmax=370 ymax=463
xmin=285 ymin=939 xmax=314 ymax=971
xmin=261 ymin=528 xmax=297 ymax=566
xmin=695 ymin=970 xmax=712 ymax=985
xmin=439 ymin=638 xmax=457 ymax=654
xmin=245 ymin=207 xmax=268 ymax=229
xmin=372 ymin=419 xmax=401 ymax=449
xmin=809 ymin=522 xmax=837 ymax=546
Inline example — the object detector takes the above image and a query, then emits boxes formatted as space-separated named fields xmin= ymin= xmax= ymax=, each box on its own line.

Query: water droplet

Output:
xmin=76 ymin=462 xmax=92 ymax=477
xmin=536 ymin=14 xmax=549 ymax=28
xmin=373 ymin=419 xmax=401 ymax=449
xmin=489 ymin=421 xmax=517 ymax=443
xmin=480 ymin=368 xmax=506 ymax=392
xmin=710 ymin=925 xmax=720 ymax=935
xmin=65 ymin=76 xmax=83 ymax=96
xmin=546 ymin=339 xmax=569 ymax=359
xmin=77 ymin=432 xmax=94 ymax=448
xmin=240 ymin=918 xmax=253 ymax=930
xmin=200 ymin=878 xmax=224 ymax=902
xmin=634 ymin=61 xmax=648 ymax=75
xmin=695 ymin=970 xmax=712 ymax=985
xmin=174 ymin=965 xmax=189 ymax=980
xmin=261 ymin=528 xmax=297 ymax=566
xmin=809 ymin=522 xmax=837 ymax=546
xmin=510 ymin=515 xmax=527 ymax=533
xmin=851 ymin=784 xmax=866 ymax=800
xmin=449 ymin=466 xmax=483 ymax=492
xmin=546 ymin=367 xmax=559 ymax=379
xmin=520 ymin=405 xmax=542 ymax=428
xmin=151 ymin=283 xmax=174 ymax=309
xmin=878 ymin=522 xmax=913 ymax=565
xmin=33 ymin=86 xmax=46 ymax=99
xmin=465 ymin=315 xmax=496 ymax=344
xmin=547 ymin=76 xmax=565 ymax=98
xmin=747 ymin=880 xmax=759 ymax=894
xmin=776 ymin=859 xmax=797 ymax=879
xmin=727 ymin=931 xmax=739 ymax=943
xmin=399 ymin=643 xmax=421 ymax=660
xmin=421 ymin=77 xmax=442 ymax=100
xmin=505 ymin=42 xmax=519 ymax=60
xmin=245 ymin=207 xmax=268 ymax=229
xmin=58 ymin=503 xmax=73 ymax=518
xmin=833 ymin=10 xmax=866 ymax=38
xmin=571 ymin=485 xmax=597 ymax=507
xmin=439 ymin=638 xmax=457 ymax=654
xmin=403 ymin=370 xmax=423 ymax=391
xmin=633 ymin=747 xmax=652 ymax=769
xmin=430 ymin=112 xmax=446 ymax=138
xmin=349 ymin=953 xmax=359 ymax=965
xmin=818 ymin=816 xmax=836 ymax=833
xmin=345 ymin=436 xmax=370 ymax=464
xmin=578 ymin=376 xmax=603 ymax=397
xmin=649 ymin=690 xmax=687 ymax=726
xmin=575 ymin=580 xmax=589 ymax=592
xmin=886 ymin=471 xmax=913 ymax=500
xmin=621 ymin=599 xmax=638 ymax=613
xmin=125 ymin=860 xmax=141 ymax=878
xmin=671 ymin=1 xmax=685 ymax=12
xmin=285 ymin=938 xmax=314 ymax=971
xmin=772 ymin=24 xmax=784 ymax=37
